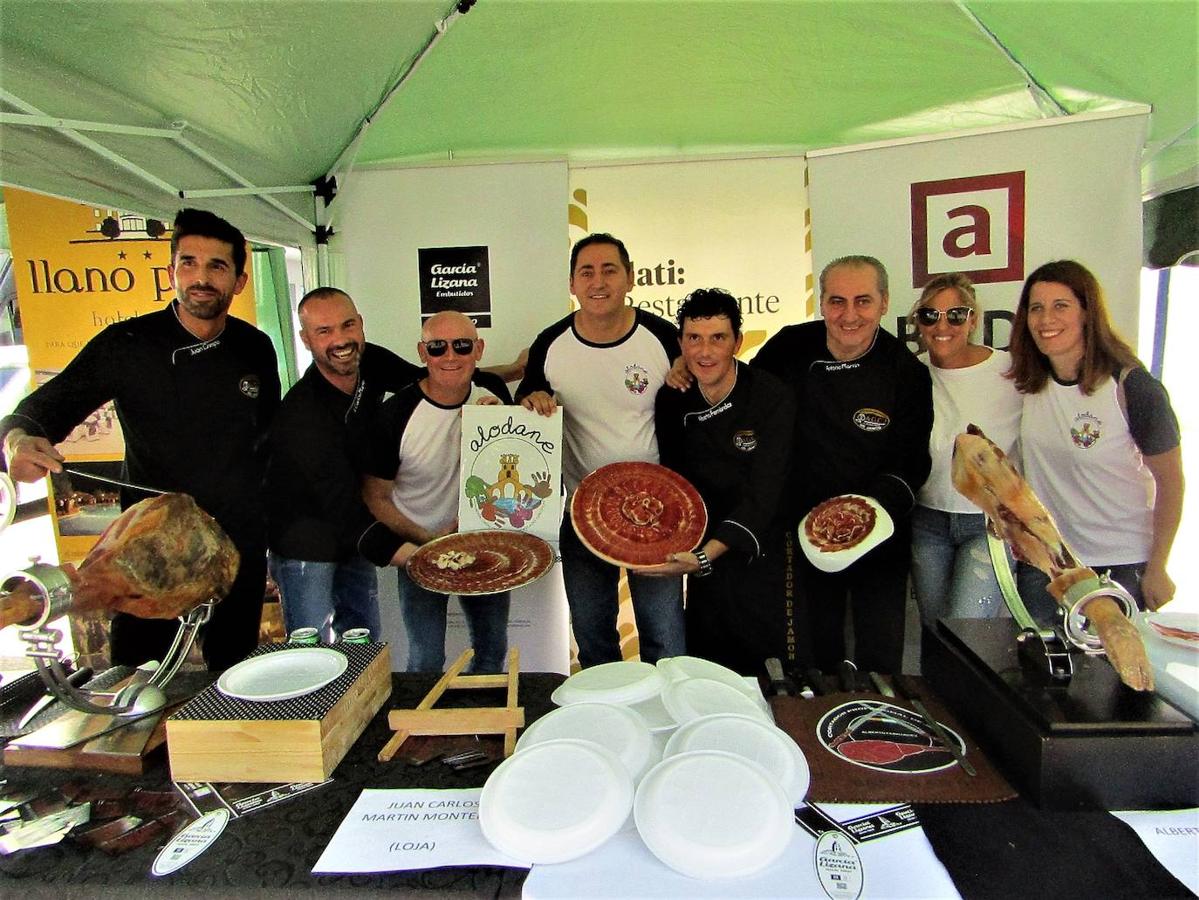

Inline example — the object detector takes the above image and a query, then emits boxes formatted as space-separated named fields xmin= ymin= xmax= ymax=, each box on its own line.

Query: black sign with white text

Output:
xmin=418 ymin=245 xmax=492 ymax=328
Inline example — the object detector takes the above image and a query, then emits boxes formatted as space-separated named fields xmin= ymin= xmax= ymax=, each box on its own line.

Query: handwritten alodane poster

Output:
xmin=459 ymin=405 xmax=563 ymax=542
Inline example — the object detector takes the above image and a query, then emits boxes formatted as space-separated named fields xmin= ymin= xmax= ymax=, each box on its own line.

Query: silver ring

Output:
xmin=1060 ymin=571 xmax=1137 ymax=653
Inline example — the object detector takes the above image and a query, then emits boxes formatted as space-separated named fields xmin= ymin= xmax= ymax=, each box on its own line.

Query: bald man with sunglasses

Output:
xmin=363 ymin=311 xmax=514 ymax=673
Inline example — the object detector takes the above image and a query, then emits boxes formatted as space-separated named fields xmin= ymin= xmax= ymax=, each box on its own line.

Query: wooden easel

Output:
xmin=378 ymin=647 xmax=524 ymax=762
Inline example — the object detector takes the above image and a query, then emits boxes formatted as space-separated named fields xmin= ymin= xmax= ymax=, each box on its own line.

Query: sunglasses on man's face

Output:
xmin=422 ymin=338 xmax=476 ymax=357
xmin=916 ymin=306 xmax=972 ymax=327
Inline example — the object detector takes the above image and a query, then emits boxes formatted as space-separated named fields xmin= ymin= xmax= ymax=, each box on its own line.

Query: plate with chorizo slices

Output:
xmin=570 ymin=462 xmax=707 ymax=569
xmin=406 ymin=530 xmax=555 ymax=595
xmin=798 ymin=494 xmax=893 ymax=573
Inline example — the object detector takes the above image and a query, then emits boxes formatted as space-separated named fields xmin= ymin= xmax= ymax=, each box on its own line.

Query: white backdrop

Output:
xmin=568 ymin=156 xmax=812 ymax=358
xmin=332 ymin=161 xmax=571 ymax=674
xmin=807 ymin=109 xmax=1148 ymax=348
xmin=333 ymin=160 xmax=570 ymax=366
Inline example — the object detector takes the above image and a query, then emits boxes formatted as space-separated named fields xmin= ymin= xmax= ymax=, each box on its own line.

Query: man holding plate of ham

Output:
xmin=752 ymin=256 xmax=932 ymax=676
xmin=645 ymin=288 xmax=796 ymax=675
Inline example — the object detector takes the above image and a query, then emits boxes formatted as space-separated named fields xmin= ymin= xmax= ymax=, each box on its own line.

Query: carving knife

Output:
xmin=893 ymin=674 xmax=976 ymax=777
xmin=62 ymin=468 xmax=167 ymax=495
xmin=764 ymin=658 xmax=790 ymax=697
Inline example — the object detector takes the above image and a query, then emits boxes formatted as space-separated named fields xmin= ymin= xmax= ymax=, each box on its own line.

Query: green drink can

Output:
xmin=341 ymin=628 xmax=371 ymax=644
xmin=287 ymin=627 xmax=319 ymax=645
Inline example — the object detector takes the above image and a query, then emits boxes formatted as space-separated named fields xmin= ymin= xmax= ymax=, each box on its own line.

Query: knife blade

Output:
xmin=838 ymin=658 xmax=859 ymax=693
xmin=62 ymin=467 xmax=167 ymax=495
xmin=892 ymin=674 xmax=976 ymax=777
xmin=868 ymin=671 xmax=896 ymax=698
xmin=16 ymin=667 xmax=93 ymax=730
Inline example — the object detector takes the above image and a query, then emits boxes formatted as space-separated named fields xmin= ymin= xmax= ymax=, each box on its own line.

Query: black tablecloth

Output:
xmin=1 ymin=672 xmax=566 ymax=898
xmin=1 ymin=672 xmax=1192 ymax=899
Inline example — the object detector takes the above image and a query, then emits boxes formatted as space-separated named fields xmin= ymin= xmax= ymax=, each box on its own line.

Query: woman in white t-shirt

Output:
xmin=908 ymin=273 xmax=1022 ymax=629
xmin=1008 ymin=259 xmax=1183 ymax=623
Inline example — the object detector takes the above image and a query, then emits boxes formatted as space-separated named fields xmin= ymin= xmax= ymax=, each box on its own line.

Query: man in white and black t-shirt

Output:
xmin=517 ymin=233 xmax=684 ymax=668
xmin=363 ymin=311 xmax=511 ymax=672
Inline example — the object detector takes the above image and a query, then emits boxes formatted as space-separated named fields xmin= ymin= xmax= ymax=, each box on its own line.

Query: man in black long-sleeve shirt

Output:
xmin=1 ymin=209 xmax=279 ymax=671
xmin=648 ymin=289 xmax=796 ymax=675
xmin=752 ymin=256 xmax=932 ymax=674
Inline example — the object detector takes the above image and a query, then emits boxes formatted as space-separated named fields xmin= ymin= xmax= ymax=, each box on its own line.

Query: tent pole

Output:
xmin=952 ymin=2 xmax=1067 ymax=117
xmin=0 ymin=89 xmax=178 ymax=195
xmin=320 ymin=1 xmax=466 ymax=233
xmin=0 ymin=112 xmax=178 ymax=139
xmin=173 ymin=133 xmax=315 ymax=232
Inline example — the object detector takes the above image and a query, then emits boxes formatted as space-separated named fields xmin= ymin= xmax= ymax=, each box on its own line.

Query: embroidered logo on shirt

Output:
xmin=624 ymin=364 xmax=650 ymax=395
xmin=1070 ymin=413 xmax=1102 ymax=449
xmin=852 ymin=408 xmax=889 ymax=432
xmin=238 ymin=375 xmax=261 ymax=399
xmin=733 ymin=430 xmax=757 ymax=452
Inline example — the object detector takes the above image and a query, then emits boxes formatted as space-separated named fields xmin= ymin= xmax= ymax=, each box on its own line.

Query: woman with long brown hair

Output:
xmin=1008 ymin=260 xmax=1183 ymax=620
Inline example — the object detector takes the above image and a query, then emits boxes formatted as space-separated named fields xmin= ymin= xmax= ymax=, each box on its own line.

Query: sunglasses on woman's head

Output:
xmin=422 ymin=338 xmax=476 ymax=357
xmin=916 ymin=306 xmax=972 ymax=327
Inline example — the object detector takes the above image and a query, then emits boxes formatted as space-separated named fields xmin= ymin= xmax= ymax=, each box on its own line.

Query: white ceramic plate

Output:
xmin=1144 ymin=610 xmax=1199 ymax=650
xmin=660 ymin=677 xmax=769 ymax=726
xmin=664 ymin=713 xmax=811 ymax=807
xmin=480 ymin=738 xmax=633 ymax=864
xmin=798 ymin=494 xmax=894 ymax=573
xmin=635 ymin=750 xmax=793 ymax=878
xmin=516 ymin=702 xmax=655 ymax=784
xmin=216 ymin=647 xmax=348 ymax=702
xmin=550 ymin=660 xmax=665 ymax=707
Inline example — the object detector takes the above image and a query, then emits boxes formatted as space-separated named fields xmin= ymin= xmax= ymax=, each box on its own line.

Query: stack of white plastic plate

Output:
xmin=515 ymin=702 xmax=655 ymax=784
xmin=660 ymin=677 xmax=770 ymax=726
xmin=634 ymin=750 xmax=793 ymax=878
xmin=480 ymin=739 xmax=634 ymax=864
xmin=657 ymin=655 xmax=770 ymax=715
xmin=551 ymin=660 xmax=665 ymax=707
xmin=664 ymin=713 xmax=811 ymax=807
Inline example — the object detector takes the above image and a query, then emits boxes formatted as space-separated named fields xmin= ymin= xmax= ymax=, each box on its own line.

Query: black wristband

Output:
xmin=693 ymin=548 xmax=713 ymax=577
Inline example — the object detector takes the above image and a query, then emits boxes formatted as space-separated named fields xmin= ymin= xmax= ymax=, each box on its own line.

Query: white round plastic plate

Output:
xmin=664 ymin=713 xmax=811 ymax=807
xmin=635 ymin=750 xmax=793 ymax=878
xmin=660 ymin=677 xmax=769 ymax=727
xmin=516 ymin=702 xmax=654 ymax=784
xmin=480 ymin=738 xmax=634 ymax=864
xmin=550 ymin=660 xmax=664 ymax=707
xmin=216 ymin=647 xmax=347 ymax=702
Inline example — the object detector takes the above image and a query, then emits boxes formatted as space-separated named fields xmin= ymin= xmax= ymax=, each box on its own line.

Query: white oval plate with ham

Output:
xmin=798 ymin=494 xmax=893 ymax=573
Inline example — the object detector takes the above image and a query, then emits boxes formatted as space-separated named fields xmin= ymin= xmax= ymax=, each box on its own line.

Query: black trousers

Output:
xmin=796 ymin=524 xmax=911 ymax=675
xmin=109 ymin=544 xmax=267 ymax=673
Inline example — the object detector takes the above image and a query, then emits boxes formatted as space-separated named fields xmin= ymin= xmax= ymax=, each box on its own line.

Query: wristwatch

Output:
xmin=693 ymin=548 xmax=713 ymax=577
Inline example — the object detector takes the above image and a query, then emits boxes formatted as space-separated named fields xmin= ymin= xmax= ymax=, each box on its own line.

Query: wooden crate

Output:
xmin=166 ymin=643 xmax=391 ymax=784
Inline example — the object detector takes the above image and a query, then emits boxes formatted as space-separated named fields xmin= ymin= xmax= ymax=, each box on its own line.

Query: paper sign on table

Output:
xmin=460 ymin=405 xmax=563 ymax=542
xmin=312 ymin=788 xmax=527 ymax=874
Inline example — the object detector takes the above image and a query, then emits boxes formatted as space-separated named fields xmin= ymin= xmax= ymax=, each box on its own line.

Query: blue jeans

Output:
xmin=396 ymin=568 xmax=510 ymax=673
xmin=910 ymin=506 xmax=1011 ymax=627
xmin=269 ymin=553 xmax=380 ymax=643
xmin=1016 ymin=561 xmax=1146 ymax=629
xmin=559 ymin=507 xmax=685 ymax=668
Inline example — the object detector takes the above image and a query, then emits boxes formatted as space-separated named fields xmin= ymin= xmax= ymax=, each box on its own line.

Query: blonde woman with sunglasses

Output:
xmin=907 ymin=274 xmax=1022 ymax=636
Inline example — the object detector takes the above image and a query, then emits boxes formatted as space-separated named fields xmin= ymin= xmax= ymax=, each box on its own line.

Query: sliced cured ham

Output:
xmin=952 ymin=425 xmax=1153 ymax=691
